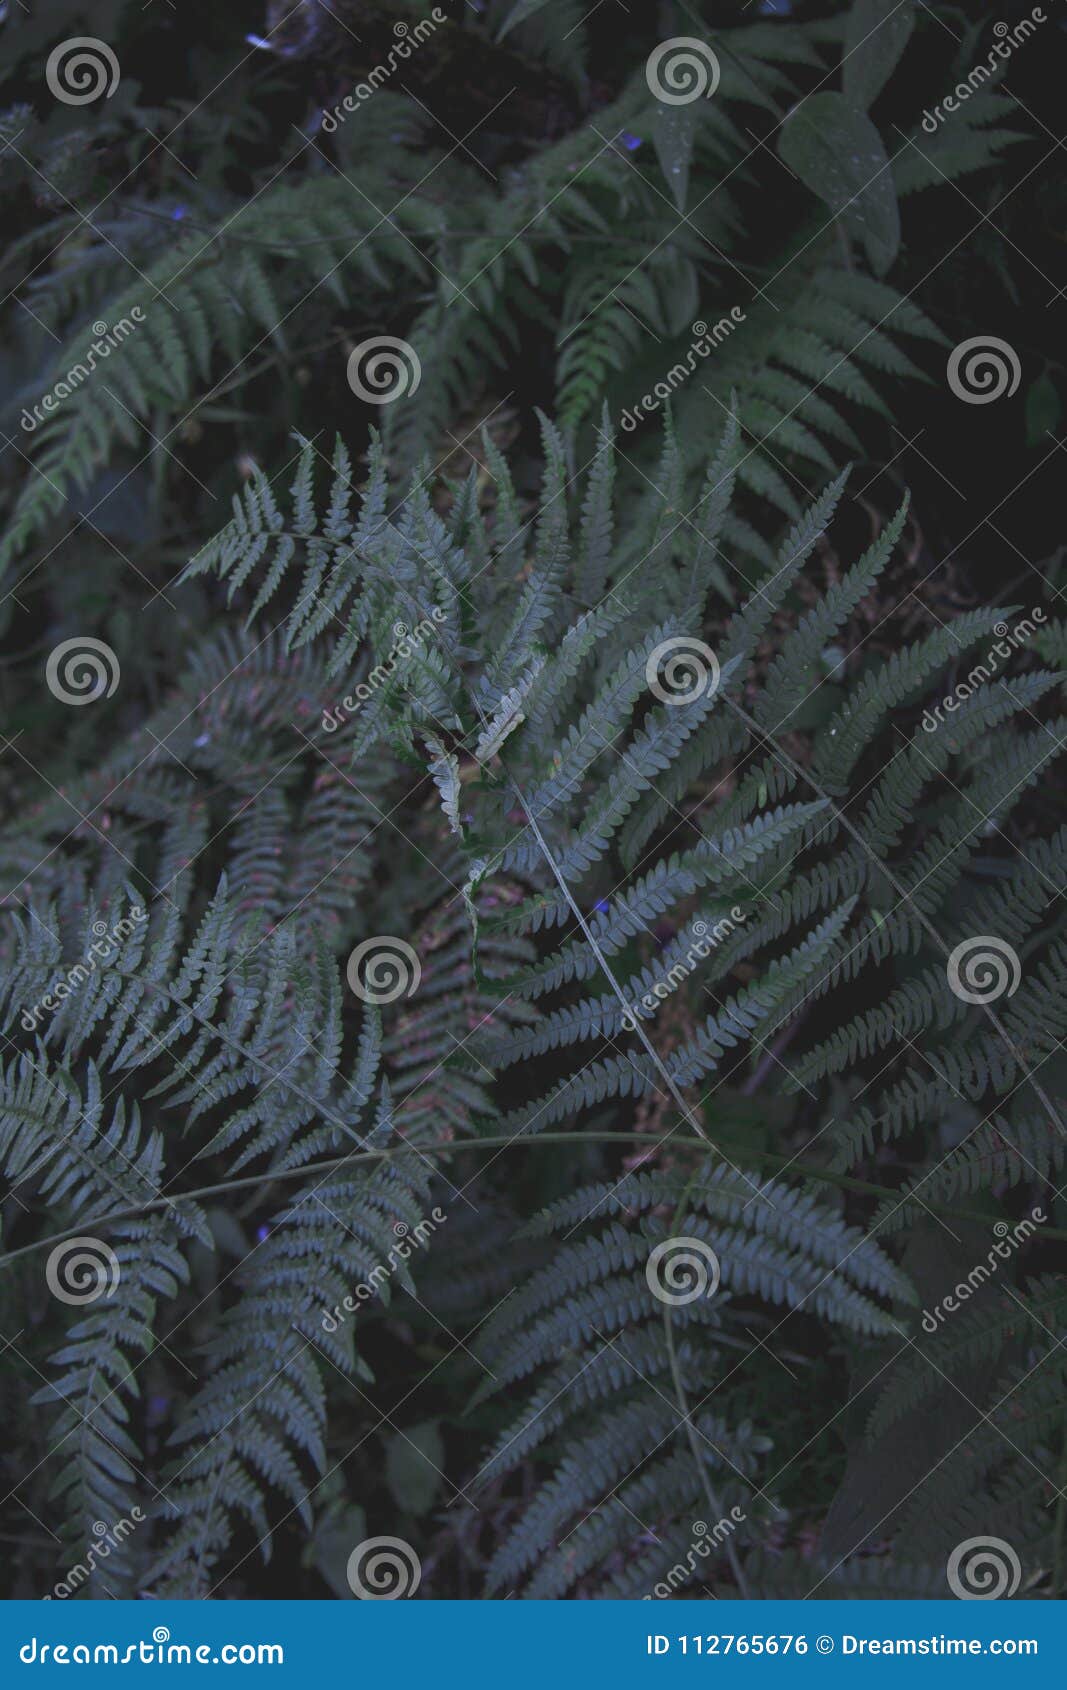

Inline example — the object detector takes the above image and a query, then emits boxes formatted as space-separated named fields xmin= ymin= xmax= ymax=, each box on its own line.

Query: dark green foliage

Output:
xmin=0 ymin=0 xmax=1063 ymax=1605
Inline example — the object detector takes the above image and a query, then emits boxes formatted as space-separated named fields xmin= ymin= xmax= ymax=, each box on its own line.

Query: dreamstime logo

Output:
xmin=45 ymin=1237 xmax=120 ymax=1305
xmin=946 ymin=936 xmax=1021 ymax=1004
xmin=346 ymin=1536 xmax=422 ymax=1599
xmin=921 ymin=1209 xmax=1045 ymax=1333
xmin=921 ymin=11 xmax=1047 ymax=133
xmin=322 ymin=609 xmax=446 ymax=732
xmin=644 ymin=1508 xmax=747 ymax=1599
xmin=646 ymin=1236 xmax=720 ymax=1306
xmin=19 ymin=1631 xmax=283 ymax=1665
xmin=44 ymin=1508 xmax=145 ymax=1600
xmin=45 ymin=38 xmax=120 ymax=105
xmin=646 ymin=38 xmax=720 ymax=104
xmin=946 ymin=1536 xmax=1021 ymax=1600
xmin=21 ymin=310 xmax=146 ymax=434
xmin=45 ymin=638 xmax=120 ymax=706
xmin=322 ymin=1208 xmax=447 ymax=1330
xmin=620 ymin=908 xmax=746 ymax=1031
xmin=646 ymin=637 xmax=720 ymax=706
xmin=321 ymin=8 xmax=446 ymax=130
xmin=346 ymin=336 xmax=421 ymax=404
xmin=946 ymin=336 xmax=1021 ymax=405
xmin=620 ymin=311 xmax=745 ymax=432
xmin=921 ymin=608 xmax=1046 ymax=732
xmin=346 ymin=936 xmax=422 ymax=1004
xmin=20 ymin=905 xmax=146 ymax=1032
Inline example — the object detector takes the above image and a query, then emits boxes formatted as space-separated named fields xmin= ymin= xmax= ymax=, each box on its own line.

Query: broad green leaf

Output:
xmin=843 ymin=0 xmax=915 ymax=111
xmin=1025 ymin=370 xmax=1060 ymax=448
xmin=386 ymin=1421 xmax=445 ymax=1517
xmin=653 ymin=102 xmax=701 ymax=211
xmin=497 ymin=0 xmax=552 ymax=39
xmin=779 ymin=92 xmax=900 ymax=275
xmin=304 ymin=1506 xmax=366 ymax=1599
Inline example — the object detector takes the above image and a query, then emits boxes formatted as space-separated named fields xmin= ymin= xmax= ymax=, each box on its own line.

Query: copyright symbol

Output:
xmin=816 ymin=1636 xmax=834 ymax=1654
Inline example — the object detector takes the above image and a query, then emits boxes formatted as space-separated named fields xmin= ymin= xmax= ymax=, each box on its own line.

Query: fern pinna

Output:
xmin=3 ymin=404 xmax=1061 ymax=1600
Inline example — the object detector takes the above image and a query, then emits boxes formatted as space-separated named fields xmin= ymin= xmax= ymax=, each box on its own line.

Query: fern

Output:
xmin=1 ymin=0 xmax=1061 ymax=1607
xmin=149 ymin=402 xmax=1065 ymax=1595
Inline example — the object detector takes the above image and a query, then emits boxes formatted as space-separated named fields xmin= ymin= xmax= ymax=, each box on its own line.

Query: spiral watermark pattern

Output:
xmin=45 ymin=38 xmax=120 ymax=105
xmin=45 ymin=638 xmax=120 ymax=706
xmin=946 ymin=1536 xmax=1021 ymax=1599
xmin=646 ymin=637 xmax=720 ymax=706
xmin=346 ymin=336 xmax=422 ymax=404
xmin=45 ymin=1237 xmax=121 ymax=1305
xmin=946 ymin=936 xmax=1021 ymax=1005
xmin=946 ymin=336 xmax=1021 ymax=404
xmin=646 ymin=38 xmax=720 ymax=104
xmin=346 ymin=936 xmax=422 ymax=1004
xmin=346 ymin=1535 xmax=422 ymax=1599
xmin=646 ymin=1236 xmax=721 ymax=1306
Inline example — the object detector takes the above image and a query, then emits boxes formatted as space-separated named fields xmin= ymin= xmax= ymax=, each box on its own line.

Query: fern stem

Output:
xmin=123 ymin=202 xmax=654 ymax=250
xmin=661 ymin=1306 xmax=751 ymax=1598
xmin=1054 ymin=1443 xmax=1067 ymax=1598
xmin=0 ymin=1132 xmax=658 ymax=1270
xmin=720 ymin=694 xmax=1067 ymax=1142
xmin=663 ymin=1170 xmax=751 ymax=1598
xmin=8 ymin=1131 xmax=1067 ymax=1272
xmin=504 ymin=768 xmax=714 ymax=1146
xmin=741 ymin=1014 xmax=809 ymax=1095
